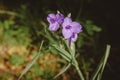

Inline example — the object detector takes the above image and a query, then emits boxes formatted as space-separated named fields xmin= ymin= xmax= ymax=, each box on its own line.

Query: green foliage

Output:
xmin=25 ymin=75 xmax=32 ymax=80
xmin=43 ymin=70 xmax=55 ymax=80
xmin=0 ymin=19 xmax=31 ymax=46
xmin=0 ymin=20 xmax=14 ymax=29
xmin=83 ymin=20 xmax=102 ymax=36
xmin=33 ymin=68 xmax=44 ymax=76
xmin=54 ymin=63 xmax=71 ymax=79
xmin=52 ymin=44 xmax=72 ymax=62
xmin=0 ymin=74 xmax=12 ymax=80
xmin=91 ymin=45 xmax=111 ymax=80
xmin=10 ymin=52 xmax=25 ymax=66
xmin=0 ymin=2 xmax=109 ymax=80
xmin=18 ymin=41 xmax=44 ymax=80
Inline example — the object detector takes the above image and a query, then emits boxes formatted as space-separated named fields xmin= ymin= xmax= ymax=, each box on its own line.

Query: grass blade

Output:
xmin=98 ymin=45 xmax=111 ymax=80
xmin=18 ymin=40 xmax=44 ymax=80
xmin=91 ymin=44 xmax=111 ymax=80
xmin=54 ymin=63 xmax=71 ymax=79
xmin=52 ymin=44 xmax=72 ymax=61
xmin=91 ymin=60 xmax=103 ymax=80
xmin=58 ymin=52 xmax=71 ymax=62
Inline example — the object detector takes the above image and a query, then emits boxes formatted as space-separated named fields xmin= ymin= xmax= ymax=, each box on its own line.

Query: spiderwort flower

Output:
xmin=47 ymin=13 xmax=64 ymax=31
xmin=62 ymin=17 xmax=82 ymax=46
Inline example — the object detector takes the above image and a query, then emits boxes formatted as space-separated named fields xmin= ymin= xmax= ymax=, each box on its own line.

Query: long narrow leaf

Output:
xmin=101 ymin=45 xmax=111 ymax=74
xmin=97 ymin=45 xmax=111 ymax=80
xmin=18 ymin=40 xmax=44 ymax=80
xmin=97 ymin=74 xmax=100 ymax=80
xmin=58 ymin=52 xmax=71 ymax=62
xmin=52 ymin=44 xmax=72 ymax=61
xmin=64 ymin=40 xmax=75 ymax=57
xmin=70 ymin=42 xmax=75 ymax=56
xmin=91 ymin=60 xmax=103 ymax=80
xmin=91 ymin=44 xmax=111 ymax=80
xmin=54 ymin=63 xmax=71 ymax=79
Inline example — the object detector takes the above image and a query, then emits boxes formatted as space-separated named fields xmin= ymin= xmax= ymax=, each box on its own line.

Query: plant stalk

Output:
xmin=73 ymin=59 xmax=85 ymax=80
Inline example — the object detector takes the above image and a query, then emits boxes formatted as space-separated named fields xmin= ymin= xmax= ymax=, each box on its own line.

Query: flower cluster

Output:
xmin=47 ymin=13 xmax=82 ymax=46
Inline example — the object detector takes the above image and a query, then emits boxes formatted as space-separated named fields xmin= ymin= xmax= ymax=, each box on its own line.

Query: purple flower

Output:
xmin=62 ymin=17 xmax=82 ymax=45
xmin=47 ymin=13 xmax=64 ymax=31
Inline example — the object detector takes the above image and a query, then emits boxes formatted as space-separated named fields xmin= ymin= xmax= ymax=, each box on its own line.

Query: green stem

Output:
xmin=73 ymin=59 xmax=85 ymax=80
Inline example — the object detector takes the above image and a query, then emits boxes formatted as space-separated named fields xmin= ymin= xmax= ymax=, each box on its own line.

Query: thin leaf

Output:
xmin=70 ymin=42 xmax=75 ymax=57
xmin=58 ymin=52 xmax=71 ymax=62
xmin=91 ymin=45 xmax=111 ymax=80
xmin=18 ymin=40 xmax=44 ymax=80
xmin=0 ymin=10 xmax=22 ymax=17
xmin=91 ymin=63 xmax=103 ymax=80
xmin=97 ymin=74 xmax=100 ymax=80
xmin=54 ymin=63 xmax=71 ymax=79
xmin=98 ymin=45 xmax=111 ymax=80
xmin=64 ymin=40 xmax=75 ymax=57
xmin=52 ymin=44 xmax=72 ymax=61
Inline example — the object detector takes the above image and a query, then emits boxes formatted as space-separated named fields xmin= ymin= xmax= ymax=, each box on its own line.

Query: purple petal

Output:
xmin=68 ymin=33 xmax=77 ymax=46
xmin=70 ymin=22 xmax=82 ymax=33
xmin=68 ymin=37 xmax=72 ymax=46
xmin=62 ymin=28 xmax=72 ymax=39
xmin=47 ymin=13 xmax=56 ymax=24
xmin=56 ymin=13 xmax=64 ymax=24
xmin=62 ymin=17 xmax=72 ymax=28
xmin=71 ymin=33 xmax=78 ymax=42
xmin=49 ymin=22 xmax=59 ymax=31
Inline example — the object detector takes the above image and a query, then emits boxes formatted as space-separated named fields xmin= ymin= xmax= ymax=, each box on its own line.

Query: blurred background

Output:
xmin=0 ymin=0 xmax=120 ymax=80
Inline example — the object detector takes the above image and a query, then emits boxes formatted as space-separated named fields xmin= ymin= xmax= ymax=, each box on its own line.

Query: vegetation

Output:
xmin=0 ymin=0 xmax=110 ymax=80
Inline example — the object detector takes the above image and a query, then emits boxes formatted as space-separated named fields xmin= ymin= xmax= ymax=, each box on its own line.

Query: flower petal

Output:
xmin=62 ymin=28 xmax=72 ymax=39
xmin=49 ymin=22 xmax=59 ymax=31
xmin=56 ymin=13 xmax=64 ymax=24
xmin=70 ymin=22 xmax=82 ymax=33
xmin=68 ymin=37 xmax=72 ymax=46
xmin=62 ymin=17 xmax=72 ymax=28
xmin=47 ymin=13 xmax=56 ymax=24
xmin=71 ymin=33 xmax=78 ymax=42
